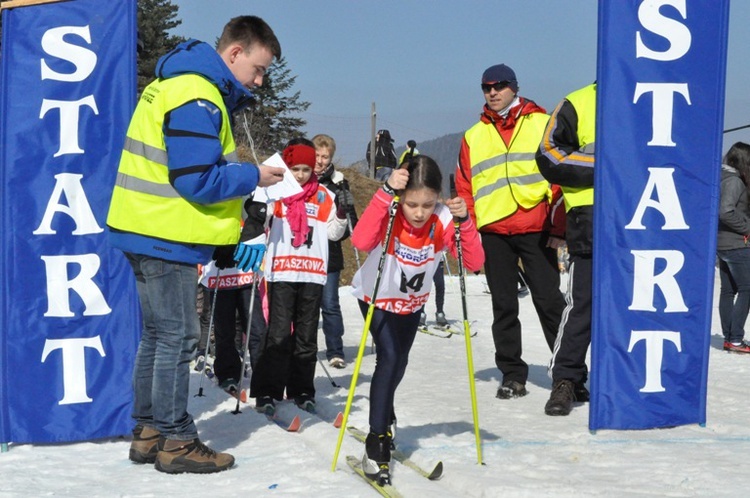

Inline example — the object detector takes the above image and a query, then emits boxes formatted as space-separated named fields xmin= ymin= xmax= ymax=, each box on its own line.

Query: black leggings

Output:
xmin=358 ymin=300 xmax=420 ymax=434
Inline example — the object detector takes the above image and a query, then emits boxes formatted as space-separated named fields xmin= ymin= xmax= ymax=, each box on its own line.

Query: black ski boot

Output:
xmin=255 ymin=396 xmax=275 ymax=416
xmin=362 ymin=431 xmax=392 ymax=485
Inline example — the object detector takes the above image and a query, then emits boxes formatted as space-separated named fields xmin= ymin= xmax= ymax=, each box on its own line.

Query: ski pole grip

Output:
xmin=449 ymin=173 xmax=462 ymax=224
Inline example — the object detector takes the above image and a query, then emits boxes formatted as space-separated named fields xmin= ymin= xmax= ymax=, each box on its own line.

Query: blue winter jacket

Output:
xmin=108 ymin=40 xmax=261 ymax=264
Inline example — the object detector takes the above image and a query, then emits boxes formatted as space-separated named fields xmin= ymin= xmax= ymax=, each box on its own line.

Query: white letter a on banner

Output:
xmin=33 ymin=173 xmax=103 ymax=235
xmin=626 ymin=167 xmax=689 ymax=230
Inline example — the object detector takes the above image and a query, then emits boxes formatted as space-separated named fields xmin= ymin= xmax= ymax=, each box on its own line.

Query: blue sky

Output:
xmin=171 ymin=1 xmax=750 ymax=166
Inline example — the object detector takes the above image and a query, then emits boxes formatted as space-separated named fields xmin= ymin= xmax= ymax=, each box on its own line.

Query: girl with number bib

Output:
xmin=350 ymin=155 xmax=484 ymax=480
xmin=247 ymin=140 xmax=348 ymax=413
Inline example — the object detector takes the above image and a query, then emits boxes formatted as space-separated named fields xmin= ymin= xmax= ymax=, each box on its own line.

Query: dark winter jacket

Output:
xmin=717 ymin=164 xmax=750 ymax=251
xmin=318 ymin=166 xmax=359 ymax=272
xmin=536 ymin=97 xmax=594 ymax=256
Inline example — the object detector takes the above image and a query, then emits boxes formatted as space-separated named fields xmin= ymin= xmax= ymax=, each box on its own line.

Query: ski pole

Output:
xmin=402 ymin=143 xmax=416 ymax=166
xmin=443 ymin=252 xmax=453 ymax=278
xmin=331 ymin=195 xmax=399 ymax=472
xmin=232 ymin=278 xmax=258 ymax=414
xmin=317 ymin=356 xmax=341 ymax=388
xmin=195 ymin=268 xmax=221 ymax=398
xmin=518 ymin=266 xmax=528 ymax=288
xmin=442 ymin=251 xmax=458 ymax=295
xmin=450 ymin=174 xmax=482 ymax=465
xmin=455 ymin=219 xmax=483 ymax=464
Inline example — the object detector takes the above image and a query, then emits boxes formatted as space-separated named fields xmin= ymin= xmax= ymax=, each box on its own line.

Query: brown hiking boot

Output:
xmin=154 ymin=437 xmax=235 ymax=474
xmin=545 ymin=380 xmax=576 ymax=416
xmin=129 ymin=425 xmax=160 ymax=464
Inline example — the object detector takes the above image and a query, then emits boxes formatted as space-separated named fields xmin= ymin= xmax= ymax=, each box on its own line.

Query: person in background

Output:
xmin=367 ymin=129 xmax=398 ymax=182
xmin=248 ymin=140 xmax=348 ymax=414
xmin=312 ymin=134 xmax=359 ymax=368
xmin=419 ymin=258 xmax=449 ymax=328
xmin=398 ymin=139 xmax=420 ymax=165
xmin=351 ymin=155 xmax=484 ymax=485
xmin=203 ymin=201 xmax=269 ymax=397
xmin=717 ymin=141 xmax=750 ymax=354
xmin=107 ymin=15 xmax=284 ymax=474
xmin=536 ymin=82 xmax=596 ymax=416
xmin=456 ymin=63 xmax=566 ymax=401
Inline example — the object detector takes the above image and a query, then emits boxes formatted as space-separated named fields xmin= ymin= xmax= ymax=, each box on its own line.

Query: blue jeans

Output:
xmin=717 ymin=248 xmax=750 ymax=343
xmin=126 ymin=253 xmax=200 ymax=440
xmin=375 ymin=167 xmax=393 ymax=182
xmin=321 ymin=271 xmax=345 ymax=360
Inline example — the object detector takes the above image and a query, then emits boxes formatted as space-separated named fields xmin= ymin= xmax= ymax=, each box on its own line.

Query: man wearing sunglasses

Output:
xmin=454 ymin=64 xmax=567 ymax=402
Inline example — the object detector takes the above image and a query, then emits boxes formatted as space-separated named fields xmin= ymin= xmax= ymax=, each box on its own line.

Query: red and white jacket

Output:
xmin=351 ymin=188 xmax=484 ymax=315
xmin=264 ymin=184 xmax=347 ymax=285
xmin=199 ymin=261 xmax=256 ymax=290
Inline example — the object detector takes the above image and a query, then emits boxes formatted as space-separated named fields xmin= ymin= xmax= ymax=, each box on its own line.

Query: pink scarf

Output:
xmin=283 ymin=175 xmax=319 ymax=248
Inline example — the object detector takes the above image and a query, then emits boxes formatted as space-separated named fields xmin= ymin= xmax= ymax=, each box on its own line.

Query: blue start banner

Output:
xmin=0 ymin=0 xmax=140 ymax=443
xmin=591 ymin=0 xmax=729 ymax=430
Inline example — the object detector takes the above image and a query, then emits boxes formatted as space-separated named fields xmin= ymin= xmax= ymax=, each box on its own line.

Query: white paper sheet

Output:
xmin=251 ymin=152 xmax=302 ymax=202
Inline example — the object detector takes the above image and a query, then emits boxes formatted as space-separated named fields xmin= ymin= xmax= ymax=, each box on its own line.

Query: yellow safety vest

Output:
xmin=464 ymin=112 xmax=551 ymax=229
xmin=107 ymin=74 xmax=243 ymax=245
xmin=560 ymin=84 xmax=596 ymax=211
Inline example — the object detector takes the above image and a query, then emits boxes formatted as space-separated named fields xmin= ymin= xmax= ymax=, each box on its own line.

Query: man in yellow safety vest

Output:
xmin=107 ymin=16 xmax=285 ymax=473
xmin=536 ymin=83 xmax=596 ymax=417
xmin=455 ymin=64 xmax=567 ymax=401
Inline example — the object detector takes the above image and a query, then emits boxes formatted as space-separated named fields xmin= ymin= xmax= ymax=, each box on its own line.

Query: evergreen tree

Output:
xmin=137 ymin=0 xmax=185 ymax=93
xmin=234 ymin=56 xmax=310 ymax=157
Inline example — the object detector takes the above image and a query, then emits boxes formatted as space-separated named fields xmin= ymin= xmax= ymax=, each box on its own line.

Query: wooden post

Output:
xmin=369 ymin=102 xmax=376 ymax=178
xmin=0 ymin=0 xmax=70 ymax=11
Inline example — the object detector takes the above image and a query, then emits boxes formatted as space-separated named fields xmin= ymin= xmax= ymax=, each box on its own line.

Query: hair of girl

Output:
xmin=724 ymin=141 xmax=750 ymax=189
xmin=285 ymin=137 xmax=315 ymax=148
xmin=404 ymin=154 xmax=443 ymax=194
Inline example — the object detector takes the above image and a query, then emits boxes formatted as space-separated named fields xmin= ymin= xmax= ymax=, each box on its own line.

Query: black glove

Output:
xmin=213 ymin=245 xmax=237 ymax=269
xmin=240 ymin=200 xmax=268 ymax=242
xmin=336 ymin=202 xmax=347 ymax=220
xmin=338 ymin=186 xmax=355 ymax=209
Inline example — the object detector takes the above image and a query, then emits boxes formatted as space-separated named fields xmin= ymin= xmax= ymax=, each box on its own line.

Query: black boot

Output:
xmin=545 ymin=380 xmax=575 ymax=416
xmin=362 ymin=431 xmax=392 ymax=485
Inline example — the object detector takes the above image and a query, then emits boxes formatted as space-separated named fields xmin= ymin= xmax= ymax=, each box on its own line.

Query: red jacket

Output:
xmin=456 ymin=98 xmax=566 ymax=238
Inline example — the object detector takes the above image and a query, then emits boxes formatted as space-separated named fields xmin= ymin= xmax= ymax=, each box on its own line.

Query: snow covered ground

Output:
xmin=1 ymin=272 xmax=748 ymax=497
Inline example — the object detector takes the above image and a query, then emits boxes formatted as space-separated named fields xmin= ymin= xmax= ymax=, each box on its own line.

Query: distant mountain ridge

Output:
xmin=345 ymin=131 xmax=464 ymax=194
